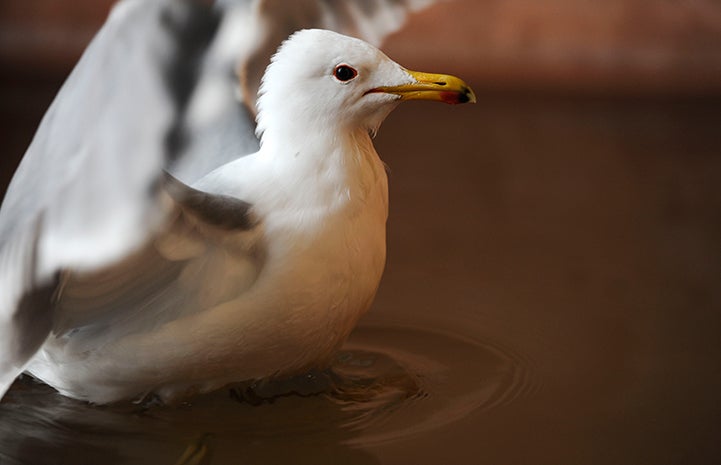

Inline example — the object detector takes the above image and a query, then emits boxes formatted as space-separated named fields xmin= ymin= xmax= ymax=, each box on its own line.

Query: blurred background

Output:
xmin=2 ymin=0 xmax=721 ymax=180
xmin=1 ymin=1 xmax=720 ymax=464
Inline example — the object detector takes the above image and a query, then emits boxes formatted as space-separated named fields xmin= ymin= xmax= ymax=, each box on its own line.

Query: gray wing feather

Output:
xmin=51 ymin=176 xmax=262 ymax=353
xmin=0 ymin=0 xmax=219 ymax=273
xmin=168 ymin=1 xmax=261 ymax=183
xmin=0 ymin=222 xmax=57 ymax=398
xmin=0 ymin=0 xmax=221 ymax=397
xmin=164 ymin=172 xmax=256 ymax=230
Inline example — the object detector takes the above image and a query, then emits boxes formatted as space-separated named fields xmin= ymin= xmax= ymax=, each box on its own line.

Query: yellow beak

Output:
xmin=368 ymin=69 xmax=476 ymax=104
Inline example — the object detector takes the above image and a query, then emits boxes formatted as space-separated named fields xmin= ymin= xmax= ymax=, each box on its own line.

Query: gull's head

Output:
xmin=255 ymin=29 xmax=475 ymax=142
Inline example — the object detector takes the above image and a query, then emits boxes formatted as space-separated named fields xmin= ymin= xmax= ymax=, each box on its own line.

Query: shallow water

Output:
xmin=0 ymin=326 xmax=533 ymax=464
xmin=1 ymin=96 xmax=721 ymax=464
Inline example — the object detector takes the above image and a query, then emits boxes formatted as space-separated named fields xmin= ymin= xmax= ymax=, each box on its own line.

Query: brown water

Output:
xmin=1 ymin=95 xmax=720 ymax=464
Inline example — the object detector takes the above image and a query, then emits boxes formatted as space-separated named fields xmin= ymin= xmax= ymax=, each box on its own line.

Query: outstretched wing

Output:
xmin=46 ymin=173 xmax=263 ymax=353
xmin=0 ymin=0 xmax=222 ymax=398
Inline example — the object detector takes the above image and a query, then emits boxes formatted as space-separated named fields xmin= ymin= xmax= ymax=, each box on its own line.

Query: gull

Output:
xmin=0 ymin=0 xmax=474 ymax=404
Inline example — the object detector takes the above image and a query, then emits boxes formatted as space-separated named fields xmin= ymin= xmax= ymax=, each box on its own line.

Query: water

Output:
xmin=1 ymin=95 xmax=721 ymax=464
xmin=0 ymin=326 xmax=534 ymax=464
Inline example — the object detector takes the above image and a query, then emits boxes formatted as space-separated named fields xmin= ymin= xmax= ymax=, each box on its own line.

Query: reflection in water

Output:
xmin=173 ymin=434 xmax=212 ymax=465
xmin=0 ymin=326 xmax=530 ymax=465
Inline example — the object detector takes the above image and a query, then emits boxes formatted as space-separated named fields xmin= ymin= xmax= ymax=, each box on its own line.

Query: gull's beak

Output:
xmin=369 ymin=69 xmax=477 ymax=105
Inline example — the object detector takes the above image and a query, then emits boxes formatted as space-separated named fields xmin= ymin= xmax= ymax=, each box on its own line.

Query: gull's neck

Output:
xmin=256 ymin=123 xmax=385 ymax=211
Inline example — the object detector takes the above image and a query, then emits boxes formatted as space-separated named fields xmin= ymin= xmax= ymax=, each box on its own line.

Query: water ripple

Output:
xmin=0 ymin=325 xmax=538 ymax=464
xmin=334 ymin=325 xmax=540 ymax=446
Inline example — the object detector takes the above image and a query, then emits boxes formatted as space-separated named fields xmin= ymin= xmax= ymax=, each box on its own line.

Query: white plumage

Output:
xmin=0 ymin=2 xmax=474 ymax=404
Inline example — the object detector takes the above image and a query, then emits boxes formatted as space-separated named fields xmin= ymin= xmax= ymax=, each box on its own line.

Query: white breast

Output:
xmin=26 ymin=135 xmax=389 ymax=404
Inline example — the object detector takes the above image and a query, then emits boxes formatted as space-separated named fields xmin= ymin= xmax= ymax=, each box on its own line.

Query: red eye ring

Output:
xmin=333 ymin=65 xmax=358 ymax=82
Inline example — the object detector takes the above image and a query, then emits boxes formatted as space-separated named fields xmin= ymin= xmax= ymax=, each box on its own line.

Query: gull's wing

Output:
xmin=24 ymin=172 xmax=264 ymax=402
xmin=47 ymin=173 xmax=262 ymax=351
xmin=0 ymin=0 xmax=222 ymax=398
xmin=170 ymin=0 xmax=438 ymax=183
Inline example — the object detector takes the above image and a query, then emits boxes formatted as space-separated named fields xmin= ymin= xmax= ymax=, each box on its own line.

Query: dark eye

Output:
xmin=334 ymin=65 xmax=358 ymax=82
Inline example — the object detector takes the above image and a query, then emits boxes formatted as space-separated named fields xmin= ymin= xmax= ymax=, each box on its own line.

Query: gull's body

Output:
xmin=27 ymin=90 xmax=390 ymax=403
xmin=0 ymin=2 xmax=474 ymax=404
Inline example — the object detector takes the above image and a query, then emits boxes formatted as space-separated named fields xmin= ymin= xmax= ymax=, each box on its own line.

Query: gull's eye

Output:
xmin=334 ymin=65 xmax=358 ymax=82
